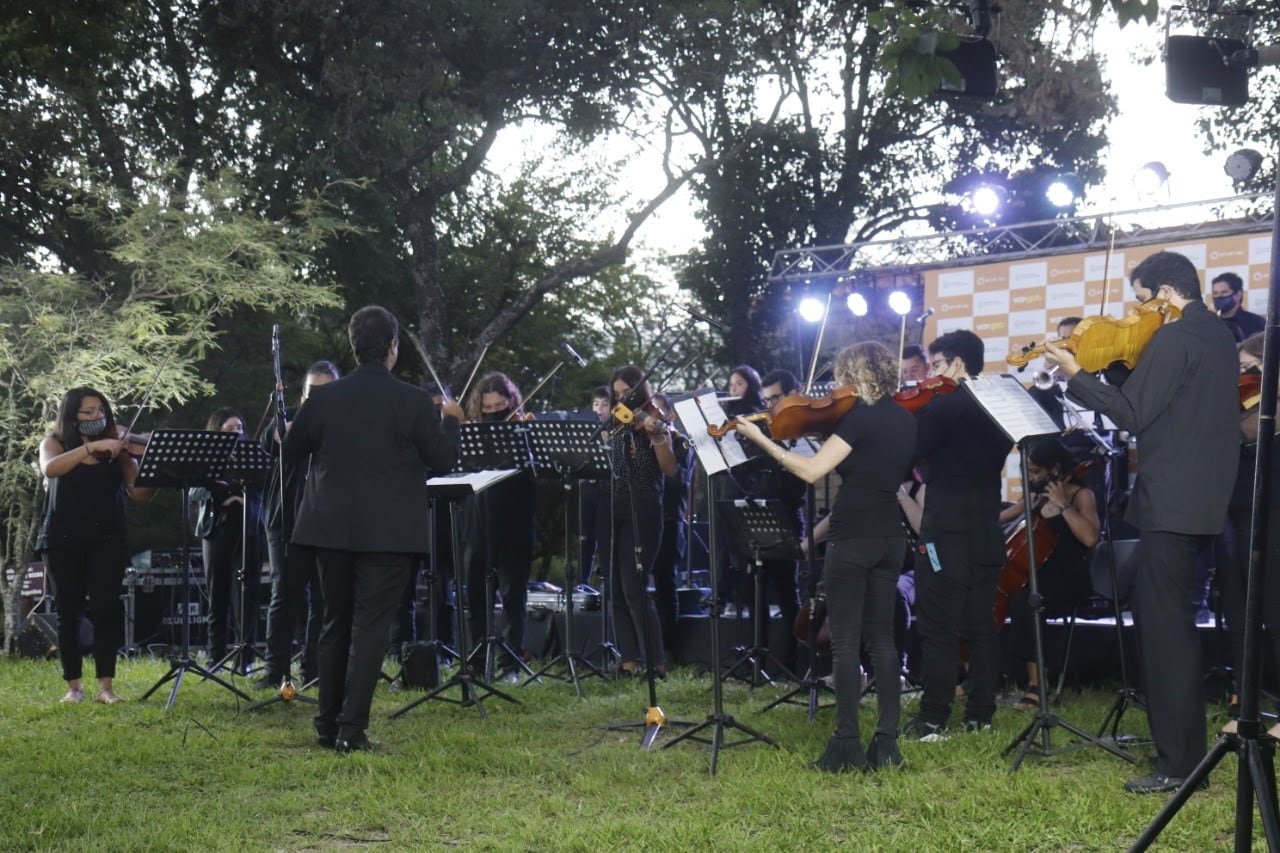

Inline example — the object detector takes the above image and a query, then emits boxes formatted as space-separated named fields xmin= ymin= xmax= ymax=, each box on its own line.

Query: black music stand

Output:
xmin=718 ymin=499 xmax=802 ymax=688
xmin=522 ymin=420 xmax=612 ymax=694
xmin=956 ymin=377 xmax=1133 ymax=770
xmin=661 ymin=391 xmax=776 ymax=772
xmin=390 ymin=471 xmax=521 ymax=720
xmin=457 ymin=422 xmax=539 ymax=683
xmin=136 ymin=430 xmax=253 ymax=709
xmin=211 ymin=439 xmax=272 ymax=678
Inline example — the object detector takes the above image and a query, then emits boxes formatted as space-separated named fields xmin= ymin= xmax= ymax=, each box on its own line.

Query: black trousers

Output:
xmin=313 ymin=549 xmax=412 ymax=741
xmin=263 ymin=528 xmax=321 ymax=682
xmin=825 ymin=536 xmax=905 ymax=740
xmin=1133 ymin=530 xmax=1207 ymax=778
xmin=201 ymin=526 xmax=260 ymax=667
xmin=914 ymin=529 xmax=1002 ymax=726
xmin=45 ymin=539 xmax=128 ymax=682
xmin=610 ymin=497 xmax=665 ymax=666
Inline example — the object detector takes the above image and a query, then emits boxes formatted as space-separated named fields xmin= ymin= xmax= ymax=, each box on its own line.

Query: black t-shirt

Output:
xmin=827 ymin=395 xmax=917 ymax=541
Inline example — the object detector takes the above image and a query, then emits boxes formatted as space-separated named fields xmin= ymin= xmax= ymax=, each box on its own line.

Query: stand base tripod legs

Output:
xmin=138 ymin=655 xmax=254 ymax=709
xmin=1004 ymin=706 xmax=1136 ymax=772
xmin=759 ymin=667 xmax=836 ymax=720
xmin=243 ymin=679 xmax=319 ymax=712
xmin=388 ymin=662 xmax=519 ymax=721
xmin=662 ymin=712 xmax=778 ymax=773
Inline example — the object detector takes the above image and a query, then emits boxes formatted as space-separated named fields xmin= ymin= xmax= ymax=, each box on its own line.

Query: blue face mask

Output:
xmin=1213 ymin=294 xmax=1237 ymax=313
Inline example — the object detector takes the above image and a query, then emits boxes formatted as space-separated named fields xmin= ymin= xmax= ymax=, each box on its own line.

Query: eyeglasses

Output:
xmin=763 ymin=393 xmax=783 ymax=406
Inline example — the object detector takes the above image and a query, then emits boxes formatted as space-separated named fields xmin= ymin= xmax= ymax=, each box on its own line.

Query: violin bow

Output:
xmin=803 ymin=293 xmax=833 ymax=396
xmin=115 ymin=351 xmax=173 ymax=456
xmin=506 ymin=361 xmax=562 ymax=421
xmin=458 ymin=340 xmax=492 ymax=404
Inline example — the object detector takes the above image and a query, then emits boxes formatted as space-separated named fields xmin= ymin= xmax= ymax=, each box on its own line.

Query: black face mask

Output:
xmin=1243 ymin=366 xmax=1262 ymax=377
xmin=481 ymin=409 xmax=512 ymax=423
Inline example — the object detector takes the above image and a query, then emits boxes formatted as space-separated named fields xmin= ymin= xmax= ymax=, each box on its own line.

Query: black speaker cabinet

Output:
xmin=1166 ymin=35 xmax=1248 ymax=107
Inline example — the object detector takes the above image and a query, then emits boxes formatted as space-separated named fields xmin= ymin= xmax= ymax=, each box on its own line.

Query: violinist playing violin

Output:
xmin=1044 ymin=250 xmax=1239 ymax=795
xmin=902 ymin=330 xmax=1012 ymax=743
xmin=37 ymin=386 xmax=154 ymax=706
xmin=995 ymin=440 xmax=1099 ymax=710
xmin=734 ymin=342 xmax=916 ymax=772
xmin=605 ymin=365 xmax=677 ymax=677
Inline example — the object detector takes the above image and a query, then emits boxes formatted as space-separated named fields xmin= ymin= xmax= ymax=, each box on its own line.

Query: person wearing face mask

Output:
xmin=1046 ymin=250 xmax=1239 ymax=795
xmin=190 ymin=407 xmax=264 ymax=675
xmin=37 ymin=387 xmax=153 ymax=704
xmin=995 ymin=439 xmax=1099 ymax=710
xmin=461 ymin=371 xmax=537 ymax=675
xmin=1211 ymin=272 xmax=1264 ymax=343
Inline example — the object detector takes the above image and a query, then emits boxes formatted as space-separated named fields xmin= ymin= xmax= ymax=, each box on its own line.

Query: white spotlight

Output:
xmin=798 ymin=296 xmax=826 ymax=323
xmin=887 ymin=290 xmax=912 ymax=316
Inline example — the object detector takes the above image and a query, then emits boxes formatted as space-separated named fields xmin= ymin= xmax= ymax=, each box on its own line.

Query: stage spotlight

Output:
xmin=846 ymin=292 xmax=869 ymax=317
xmin=798 ymin=296 xmax=827 ymax=323
xmin=1224 ymin=148 xmax=1264 ymax=184
xmin=967 ymin=184 xmax=1005 ymax=218
xmin=1044 ymin=175 xmax=1081 ymax=210
xmin=1133 ymin=161 xmax=1171 ymax=198
xmin=887 ymin=290 xmax=913 ymax=316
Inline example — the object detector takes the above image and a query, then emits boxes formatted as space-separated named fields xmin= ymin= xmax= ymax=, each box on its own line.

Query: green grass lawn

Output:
xmin=0 ymin=656 xmax=1258 ymax=851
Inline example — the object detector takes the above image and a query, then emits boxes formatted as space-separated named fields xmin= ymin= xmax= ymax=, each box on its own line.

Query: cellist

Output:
xmin=996 ymin=439 xmax=1099 ymax=710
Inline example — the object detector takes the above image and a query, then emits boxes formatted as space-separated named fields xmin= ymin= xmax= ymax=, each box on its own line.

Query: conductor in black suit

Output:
xmin=284 ymin=305 xmax=463 ymax=752
xmin=1047 ymin=251 xmax=1239 ymax=794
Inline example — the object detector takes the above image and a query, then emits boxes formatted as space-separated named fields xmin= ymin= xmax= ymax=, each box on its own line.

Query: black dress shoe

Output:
xmin=316 ymin=734 xmax=337 ymax=749
xmin=334 ymin=734 xmax=380 ymax=753
xmin=1124 ymin=771 xmax=1203 ymax=794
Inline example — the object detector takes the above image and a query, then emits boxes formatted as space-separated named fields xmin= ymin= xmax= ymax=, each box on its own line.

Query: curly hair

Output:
xmin=465 ymin=372 xmax=523 ymax=421
xmin=833 ymin=341 xmax=897 ymax=404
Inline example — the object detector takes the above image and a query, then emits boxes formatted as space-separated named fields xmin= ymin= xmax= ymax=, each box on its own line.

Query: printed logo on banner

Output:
xmin=1048 ymin=258 xmax=1084 ymax=282
xmin=1010 ymin=261 xmax=1047 ymax=289
xmin=1010 ymin=290 xmax=1045 ymax=309
xmin=937 ymin=295 xmax=973 ymax=316
xmin=973 ymin=316 xmax=1009 ymax=335
xmin=1209 ymin=244 xmax=1247 ymax=265
xmin=975 ymin=267 xmax=1009 ymax=291
xmin=1084 ymin=253 xmax=1125 ymax=281
xmin=1009 ymin=310 xmax=1048 ymax=337
xmin=974 ymin=290 xmax=1010 ymax=315
xmin=937 ymin=270 xmax=975 ymax=297
xmin=1249 ymin=288 xmax=1269 ymax=314
xmin=1164 ymin=243 xmax=1207 ymax=269
xmin=1046 ymin=281 xmax=1085 ymax=310
xmin=981 ymin=337 xmax=1009 ymax=371
xmin=1250 ymin=236 xmax=1271 ymax=266
xmin=935 ymin=316 xmax=971 ymax=336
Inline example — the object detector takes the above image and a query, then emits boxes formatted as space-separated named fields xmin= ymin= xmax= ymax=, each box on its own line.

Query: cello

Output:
xmin=993 ymin=458 xmax=1097 ymax=631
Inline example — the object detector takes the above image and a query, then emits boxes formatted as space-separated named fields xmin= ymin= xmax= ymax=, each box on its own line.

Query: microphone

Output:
xmin=681 ymin=305 xmax=728 ymax=331
xmin=914 ymin=308 xmax=935 ymax=325
xmin=561 ymin=341 xmax=588 ymax=368
xmin=1228 ymin=44 xmax=1280 ymax=68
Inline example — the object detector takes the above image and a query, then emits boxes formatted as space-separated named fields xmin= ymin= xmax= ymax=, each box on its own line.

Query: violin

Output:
xmin=1007 ymin=299 xmax=1182 ymax=373
xmin=707 ymin=386 xmax=860 ymax=441
xmin=1239 ymin=371 xmax=1263 ymax=411
xmin=891 ymin=376 xmax=958 ymax=414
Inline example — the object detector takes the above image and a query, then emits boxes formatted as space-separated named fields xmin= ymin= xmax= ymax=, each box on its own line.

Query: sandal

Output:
xmin=59 ymin=688 xmax=84 ymax=705
xmin=95 ymin=689 xmax=123 ymax=705
xmin=1012 ymin=690 xmax=1040 ymax=711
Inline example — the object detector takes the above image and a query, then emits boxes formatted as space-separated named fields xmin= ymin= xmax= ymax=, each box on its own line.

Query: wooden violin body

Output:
xmin=892 ymin=376 xmax=958 ymax=414
xmin=1240 ymin=372 xmax=1263 ymax=411
xmin=1007 ymin=299 xmax=1182 ymax=373
xmin=707 ymin=386 xmax=859 ymax=441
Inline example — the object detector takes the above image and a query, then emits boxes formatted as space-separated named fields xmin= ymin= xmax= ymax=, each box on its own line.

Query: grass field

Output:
xmin=0 ymin=655 xmax=1261 ymax=851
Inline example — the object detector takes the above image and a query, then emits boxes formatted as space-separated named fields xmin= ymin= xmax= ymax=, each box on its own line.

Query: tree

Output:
xmin=0 ymin=172 xmax=341 ymax=654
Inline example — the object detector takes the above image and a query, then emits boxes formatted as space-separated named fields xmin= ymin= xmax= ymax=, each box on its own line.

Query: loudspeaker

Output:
xmin=938 ymin=36 xmax=998 ymax=98
xmin=15 ymin=613 xmax=58 ymax=659
xmin=1165 ymin=35 xmax=1248 ymax=107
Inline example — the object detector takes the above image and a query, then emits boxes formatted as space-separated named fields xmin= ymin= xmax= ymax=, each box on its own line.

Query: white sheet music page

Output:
xmin=427 ymin=469 xmax=520 ymax=492
xmin=963 ymin=375 xmax=1062 ymax=444
xmin=672 ymin=393 xmax=743 ymax=476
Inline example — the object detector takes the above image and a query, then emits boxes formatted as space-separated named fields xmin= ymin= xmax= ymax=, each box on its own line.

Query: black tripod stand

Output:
xmin=391 ymin=475 xmax=519 ymax=720
xmin=664 ymin=432 xmax=777 ymax=772
xmin=523 ymin=419 xmax=612 ymax=694
xmin=719 ymin=499 xmax=801 ymax=688
xmin=1001 ymin=439 xmax=1134 ymax=771
xmin=137 ymin=430 xmax=253 ymax=709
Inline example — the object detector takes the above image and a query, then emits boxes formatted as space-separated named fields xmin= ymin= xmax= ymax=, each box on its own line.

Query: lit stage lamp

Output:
xmin=846 ymin=292 xmax=869 ymax=317
xmin=887 ymin=290 xmax=913 ymax=317
xmin=797 ymin=296 xmax=827 ymax=323
xmin=1044 ymin=174 xmax=1083 ymax=211
xmin=966 ymin=184 xmax=1006 ymax=218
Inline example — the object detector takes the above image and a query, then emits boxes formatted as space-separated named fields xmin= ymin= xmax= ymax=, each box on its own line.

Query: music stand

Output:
xmin=211 ymin=439 xmax=272 ymax=678
xmin=390 ymin=470 xmax=521 ymax=721
xmin=521 ymin=420 xmax=612 ymax=694
xmin=719 ymin=499 xmax=802 ymax=687
xmin=660 ymin=392 xmax=777 ymax=772
xmin=958 ymin=376 xmax=1133 ymax=770
xmin=136 ymin=430 xmax=253 ymax=708
xmin=457 ymin=422 xmax=539 ymax=682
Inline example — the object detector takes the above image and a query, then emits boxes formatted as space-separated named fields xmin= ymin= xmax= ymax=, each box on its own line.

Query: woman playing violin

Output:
xmin=606 ymin=365 xmax=677 ymax=677
xmin=735 ymin=342 xmax=916 ymax=772
xmin=996 ymin=440 xmax=1099 ymax=710
xmin=37 ymin=387 xmax=153 ymax=705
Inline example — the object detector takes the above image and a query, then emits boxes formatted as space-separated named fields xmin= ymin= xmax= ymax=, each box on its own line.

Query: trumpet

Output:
xmin=1031 ymin=365 xmax=1061 ymax=390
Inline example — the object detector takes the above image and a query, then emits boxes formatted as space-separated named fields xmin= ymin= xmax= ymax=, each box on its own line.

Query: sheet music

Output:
xmin=427 ymin=469 xmax=520 ymax=493
xmin=963 ymin=375 xmax=1062 ymax=444
xmin=693 ymin=393 xmax=749 ymax=467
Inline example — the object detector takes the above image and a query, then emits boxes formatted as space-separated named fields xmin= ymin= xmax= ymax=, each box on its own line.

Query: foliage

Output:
xmin=0 ymin=656 xmax=1252 ymax=850
xmin=0 ymin=171 xmax=342 ymax=654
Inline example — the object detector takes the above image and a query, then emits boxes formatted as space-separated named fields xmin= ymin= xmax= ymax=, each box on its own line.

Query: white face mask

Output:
xmin=77 ymin=417 xmax=108 ymax=437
